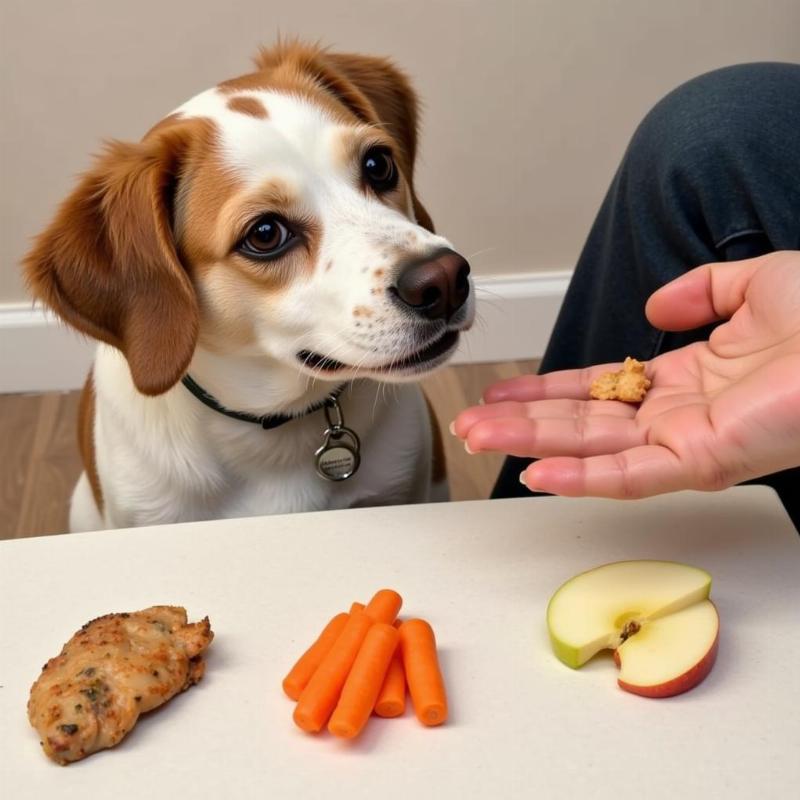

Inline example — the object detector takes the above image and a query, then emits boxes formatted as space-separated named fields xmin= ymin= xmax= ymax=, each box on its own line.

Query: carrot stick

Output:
xmin=399 ymin=619 xmax=448 ymax=726
xmin=282 ymin=612 xmax=349 ymax=701
xmin=374 ymin=650 xmax=406 ymax=718
xmin=350 ymin=602 xmax=365 ymax=614
xmin=364 ymin=589 xmax=402 ymax=624
xmin=328 ymin=623 xmax=399 ymax=738
xmin=293 ymin=610 xmax=374 ymax=733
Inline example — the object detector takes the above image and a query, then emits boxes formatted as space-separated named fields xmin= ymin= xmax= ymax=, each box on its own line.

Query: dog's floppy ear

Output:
xmin=23 ymin=124 xmax=200 ymax=396
xmin=323 ymin=52 xmax=435 ymax=232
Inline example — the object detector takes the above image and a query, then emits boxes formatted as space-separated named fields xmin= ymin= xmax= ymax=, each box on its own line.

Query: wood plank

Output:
xmin=0 ymin=393 xmax=42 ymax=539
xmin=13 ymin=391 xmax=82 ymax=538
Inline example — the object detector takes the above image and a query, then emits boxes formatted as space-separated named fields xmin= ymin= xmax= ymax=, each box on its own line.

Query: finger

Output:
xmin=645 ymin=256 xmax=766 ymax=331
xmin=481 ymin=365 xmax=625 ymax=404
xmin=451 ymin=398 xmax=635 ymax=439
xmin=464 ymin=416 xmax=645 ymax=458
xmin=520 ymin=446 xmax=692 ymax=498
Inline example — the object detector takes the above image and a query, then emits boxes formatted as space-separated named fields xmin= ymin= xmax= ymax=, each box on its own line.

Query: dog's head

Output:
xmin=24 ymin=43 xmax=473 ymax=397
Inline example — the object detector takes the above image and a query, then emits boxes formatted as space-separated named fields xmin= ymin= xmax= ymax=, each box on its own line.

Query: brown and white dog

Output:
xmin=24 ymin=42 xmax=474 ymax=532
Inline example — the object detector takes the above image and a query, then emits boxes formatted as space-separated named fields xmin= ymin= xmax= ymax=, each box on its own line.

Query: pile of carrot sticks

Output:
xmin=283 ymin=589 xmax=447 ymax=739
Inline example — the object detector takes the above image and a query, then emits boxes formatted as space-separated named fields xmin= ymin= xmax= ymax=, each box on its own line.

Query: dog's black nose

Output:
xmin=393 ymin=249 xmax=471 ymax=321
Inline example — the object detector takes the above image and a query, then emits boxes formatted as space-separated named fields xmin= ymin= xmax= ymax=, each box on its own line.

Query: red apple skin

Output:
xmin=614 ymin=629 xmax=720 ymax=699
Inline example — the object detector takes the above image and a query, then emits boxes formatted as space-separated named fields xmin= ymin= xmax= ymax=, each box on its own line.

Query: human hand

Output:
xmin=452 ymin=251 xmax=800 ymax=498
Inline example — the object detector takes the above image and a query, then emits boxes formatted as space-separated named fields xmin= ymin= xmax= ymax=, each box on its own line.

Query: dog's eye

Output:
xmin=362 ymin=147 xmax=398 ymax=193
xmin=238 ymin=215 xmax=295 ymax=259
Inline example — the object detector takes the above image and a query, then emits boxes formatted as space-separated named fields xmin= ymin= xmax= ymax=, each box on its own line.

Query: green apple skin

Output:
xmin=549 ymin=631 xmax=585 ymax=670
xmin=546 ymin=560 xmax=712 ymax=670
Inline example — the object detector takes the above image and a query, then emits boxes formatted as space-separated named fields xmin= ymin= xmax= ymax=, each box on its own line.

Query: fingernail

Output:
xmin=518 ymin=471 xmax=528 ymax=486
xmin=465 ymin=441 xmax=476 ymax=455
xmin=448 ymin=421 xmax=456 ymax=436
xmin=478 ymin=397 xmax=485 ymax=405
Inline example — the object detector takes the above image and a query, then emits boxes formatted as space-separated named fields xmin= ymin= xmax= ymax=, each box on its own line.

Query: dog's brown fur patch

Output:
xmin=78 ymin=373 xmax=103 ymax=513
xmin=226 ymin=95 xmax=269 ymax=119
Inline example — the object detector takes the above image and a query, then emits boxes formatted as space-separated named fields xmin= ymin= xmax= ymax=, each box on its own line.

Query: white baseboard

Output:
xmin=0 ymin=271 xmax=571 ymax=394
xmin=0 ymin=306 xmax=97 ymax=394
xmin=451 ymin=272 xmax=570 ymax=365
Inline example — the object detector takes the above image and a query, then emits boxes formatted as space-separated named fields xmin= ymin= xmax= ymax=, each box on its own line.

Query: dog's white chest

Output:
xmin=86 ymin=351 xmax=435 ymax=530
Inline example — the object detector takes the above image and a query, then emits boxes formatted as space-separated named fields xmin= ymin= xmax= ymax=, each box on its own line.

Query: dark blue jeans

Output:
xmin=492 ymin=63 xmax=800 ymax=530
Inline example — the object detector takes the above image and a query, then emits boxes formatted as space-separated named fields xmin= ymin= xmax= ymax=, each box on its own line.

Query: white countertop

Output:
xmin=1 ymin=487 xmax=798 ymax=799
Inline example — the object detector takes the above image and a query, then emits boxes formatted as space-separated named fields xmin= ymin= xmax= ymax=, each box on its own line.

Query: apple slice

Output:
xmin=547 ymin=560 xmax=712 ymax=668
xmin=614 ymin=599 xmax=719 ymax=697
xmin=546 ymin=560 xmax=719 ymax=697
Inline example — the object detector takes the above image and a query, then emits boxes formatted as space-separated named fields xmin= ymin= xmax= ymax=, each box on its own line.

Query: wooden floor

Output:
xmin=0 ymin=360 xmax=537 ymax=540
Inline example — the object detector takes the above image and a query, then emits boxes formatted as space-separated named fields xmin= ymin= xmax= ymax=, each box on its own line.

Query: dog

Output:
xmin=23 ymin=42 xmax=474 ymax=532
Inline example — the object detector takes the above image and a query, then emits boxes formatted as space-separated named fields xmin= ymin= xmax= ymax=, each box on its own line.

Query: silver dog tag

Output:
xmin=315 ymin=428 xmax=360 ymax=481
xmin=315 ymin=395 xmax=361 ymax=481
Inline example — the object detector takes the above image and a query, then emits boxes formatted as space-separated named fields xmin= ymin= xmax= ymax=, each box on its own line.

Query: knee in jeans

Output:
xmin=625 ymin=63 xmax=800 ymax=178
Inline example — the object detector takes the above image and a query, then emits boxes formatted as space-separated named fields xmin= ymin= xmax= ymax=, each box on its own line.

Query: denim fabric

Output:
xmin=492 ymin=63 xmax=800 ymax=530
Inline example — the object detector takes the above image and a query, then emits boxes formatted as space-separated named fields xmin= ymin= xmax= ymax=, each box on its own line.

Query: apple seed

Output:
xmin=619 ymin=620 xmax=641 ymax=643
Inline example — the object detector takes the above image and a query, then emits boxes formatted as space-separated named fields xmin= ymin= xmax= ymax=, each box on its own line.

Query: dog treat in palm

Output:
xmin=28 ymin=606 xmax=213 ymax=765
xmin=590 ymin=357 xmax=651 ymax=402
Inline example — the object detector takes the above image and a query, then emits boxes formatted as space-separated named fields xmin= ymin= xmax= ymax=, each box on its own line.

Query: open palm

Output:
xmin=453 ymin=252 xmax=800 ymax=498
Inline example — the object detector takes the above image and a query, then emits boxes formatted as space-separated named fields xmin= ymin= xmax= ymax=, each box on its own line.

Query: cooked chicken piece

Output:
xmin=28 ymin=605 xmax=213 ymax=765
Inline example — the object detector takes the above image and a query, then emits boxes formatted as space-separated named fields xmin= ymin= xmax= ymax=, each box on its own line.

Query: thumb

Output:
xmin=645 ymin=255 xmax=767 ymax=331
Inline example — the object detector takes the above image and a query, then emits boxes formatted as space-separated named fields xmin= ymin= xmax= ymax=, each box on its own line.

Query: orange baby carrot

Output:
xmin=350 ymin=601 xmax=365 ymax=613
xmin=293 ymin=610 xmax=374 ymax=733
xmin=374 ymin=650 xmax=406 ymax=718
xmin=399 ymin=619 xmax=448 ymax=727
xmin=364 ymin=589 xmax=402 ymax=624
xmin=282 ymin=612 xmax=349 ymax=701
xmin=329 ymin=623 xmax=399 ymax=738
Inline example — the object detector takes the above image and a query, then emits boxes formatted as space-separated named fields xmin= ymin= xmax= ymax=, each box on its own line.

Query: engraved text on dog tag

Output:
xmin=314 ymin=394 xmax=361 ymax=481
xmin=315 ymin=428 xmax=360 ymax=481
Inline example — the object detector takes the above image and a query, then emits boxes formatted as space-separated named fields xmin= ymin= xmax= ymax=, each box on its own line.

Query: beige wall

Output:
xmin=2 ymin=0 xmax=799 ymax=303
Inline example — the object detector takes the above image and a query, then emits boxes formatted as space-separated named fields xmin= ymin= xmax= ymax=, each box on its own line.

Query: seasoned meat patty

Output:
xmin=28 ymin=605 xmax=213 ymax=764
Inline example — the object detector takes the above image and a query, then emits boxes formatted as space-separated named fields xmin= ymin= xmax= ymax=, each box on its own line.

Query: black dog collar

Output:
xmin=181 ymin=374 xmax=345 ymax=430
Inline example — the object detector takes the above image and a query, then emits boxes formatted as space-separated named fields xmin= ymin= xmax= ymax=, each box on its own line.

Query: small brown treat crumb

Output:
xmin=590 ymin=357 xmax=651 ymax=403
